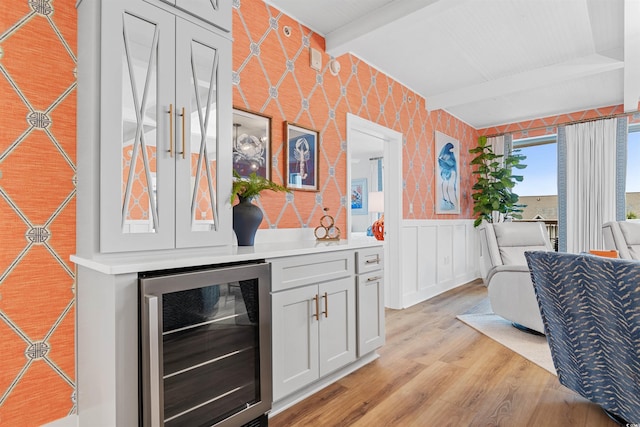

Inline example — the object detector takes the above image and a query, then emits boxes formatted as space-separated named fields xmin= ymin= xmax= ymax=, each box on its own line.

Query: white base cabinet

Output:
xmin=356 ymin=246 xmax=385 ymax=356
xmin=269 ymin=247 xmax=383 ymax=403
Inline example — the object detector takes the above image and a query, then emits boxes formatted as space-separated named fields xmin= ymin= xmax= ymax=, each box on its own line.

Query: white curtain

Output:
xmin=565 ymin=118 xmax=617 ymax=253
xmin=488 ymin=135 xmax=505 ymax=161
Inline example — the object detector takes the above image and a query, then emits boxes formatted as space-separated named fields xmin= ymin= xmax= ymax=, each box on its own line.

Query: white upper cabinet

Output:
xmin=157 ymin=0 xmax=231 ymax=32
xmin=78 ymin=0 xmax=232 ymax=255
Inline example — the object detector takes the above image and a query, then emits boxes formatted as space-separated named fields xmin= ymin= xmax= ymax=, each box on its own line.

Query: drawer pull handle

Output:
xmin=365 ymin=257 xmax=380 ymax=264
xmin=322 ymin=292 xmax=328 ymax=318
xmin=313 ymin=295 xmax=319 ymax=320
xmin=367 ymin=276 xmax=382 ymax=283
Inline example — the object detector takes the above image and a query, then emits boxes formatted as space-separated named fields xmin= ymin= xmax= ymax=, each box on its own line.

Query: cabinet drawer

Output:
xmin=270 ymin=251 xmax=354 ymax=292
xmin=356 ymin=247 xmax=383 ymax=274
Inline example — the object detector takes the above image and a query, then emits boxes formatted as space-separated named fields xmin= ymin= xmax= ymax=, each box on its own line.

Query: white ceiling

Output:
xmin=264 ymin=0 xmax=640 ymax=129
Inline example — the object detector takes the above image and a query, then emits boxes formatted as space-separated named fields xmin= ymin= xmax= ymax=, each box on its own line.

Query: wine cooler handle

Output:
xmin=145 ymin=295 xmax=162 ymax=427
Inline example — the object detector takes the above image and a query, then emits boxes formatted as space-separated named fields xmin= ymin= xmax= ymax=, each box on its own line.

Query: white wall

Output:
xmin=392 ymin=219 xmax=480 ymax=308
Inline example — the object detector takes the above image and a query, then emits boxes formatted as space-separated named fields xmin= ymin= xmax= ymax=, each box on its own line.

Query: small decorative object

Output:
xmin=232 ymin=108 xmax=271 ymax=179
xmin=435 ymin=131 xmax=461 ymax=214
xmin=350 ymin=178 xmax=368 ymax=215
xmin=231 ymin=171 xmax=290 ymax=246
xmin=368 ymin=191 xmax=385 ymax=241
xmin=285 ymin=122 xmax=319 ymax=191
xmin=315 ymin=208 xmax=341 ymax=241
xmin=372 ymin=216 xmax=384 ymax=240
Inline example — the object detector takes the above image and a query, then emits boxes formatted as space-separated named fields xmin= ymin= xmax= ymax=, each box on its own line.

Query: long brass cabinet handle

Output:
xmin=180 ymin=107 xmax=186 ymax=159
xmin=313 ymin=295 xmax=319 ymax=320
xmin=367 ymin=276 xmax=383 ymax=283
xmin=323 ymin=292 xmax=328 ymax=318
xmin=168 ymin=104 xmax=174 ymax=157
xmin=365 ymin=256 xmax=380 ymax=264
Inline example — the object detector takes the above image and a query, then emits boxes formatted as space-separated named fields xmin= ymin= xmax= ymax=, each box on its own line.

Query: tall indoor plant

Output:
xmin=469 ymin=136 xmax=526 ymax=227
xmin=231 ymin=170 xmax=290 ymax=245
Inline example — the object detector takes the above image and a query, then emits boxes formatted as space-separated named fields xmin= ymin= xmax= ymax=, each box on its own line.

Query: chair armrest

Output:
xmin=486 ymin=264 xmax=531 ymax=283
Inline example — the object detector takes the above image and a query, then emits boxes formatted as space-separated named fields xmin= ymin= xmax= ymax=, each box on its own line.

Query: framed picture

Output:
xmin=351 ymin=178 xmax=368 ymax=215
xmin=435 ymin=131 xmax=460 ymax=214
xmin=232 ymin=107 xmax=271 ymax=179
xmin=285 ymin=122 xmax=319 ymax=191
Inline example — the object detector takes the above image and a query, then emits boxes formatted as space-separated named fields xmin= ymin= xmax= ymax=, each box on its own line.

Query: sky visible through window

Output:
xmin=512 ymin=142 xmax=557 ymax=196
xmin=511 ymin=130 xmax=640 ymax=196
xmin=628 ymin=130 xmax=640 ymax=192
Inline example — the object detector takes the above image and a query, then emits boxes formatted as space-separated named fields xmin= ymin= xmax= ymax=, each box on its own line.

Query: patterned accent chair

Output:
xmin=602 ymin=220 xmax=640 ymax=260
xmin=478 ymin=221 xmax=553 ymax=334
xmin=525 ymin=251 xmax=640 ymax=424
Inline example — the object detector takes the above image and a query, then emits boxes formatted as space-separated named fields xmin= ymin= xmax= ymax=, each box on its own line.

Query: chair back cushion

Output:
xmin=493 ymin=222 xmax=551 ymax=265
xmin=525 ymin=251 xmax=640 ymax=423
xmin=618 ymin=221 xmax=640 ymax=260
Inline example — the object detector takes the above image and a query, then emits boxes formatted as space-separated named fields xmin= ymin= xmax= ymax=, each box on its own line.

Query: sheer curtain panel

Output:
xmin=565 ymin=118 xmax=617 ymax=253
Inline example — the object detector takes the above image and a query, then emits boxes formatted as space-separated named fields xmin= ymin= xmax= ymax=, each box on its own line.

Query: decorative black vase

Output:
xmin=232 ymin=196 xmax=264 ymax=246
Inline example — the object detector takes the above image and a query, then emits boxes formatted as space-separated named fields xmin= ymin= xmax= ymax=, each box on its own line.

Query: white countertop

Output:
xmin=71 ymin=237 xmax=383 ymax=275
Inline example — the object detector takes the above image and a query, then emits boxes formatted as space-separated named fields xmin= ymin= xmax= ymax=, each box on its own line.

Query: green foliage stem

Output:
xmin=231 ymin=170 xmax=291 ymax=204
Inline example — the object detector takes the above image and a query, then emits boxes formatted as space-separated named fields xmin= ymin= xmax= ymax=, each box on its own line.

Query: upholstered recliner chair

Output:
xmin=602 ymin=220 xmax=640 ymax=260
xmin=478 ymin=221 xmax=553 ymax=334
xmin=525 ymin=251 xmax=640 ymax=424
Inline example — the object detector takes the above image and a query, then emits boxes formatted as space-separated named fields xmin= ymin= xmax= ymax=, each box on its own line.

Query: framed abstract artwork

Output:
xmin=232 ymin=107 xmax=271 ymax=179
xmin=285 ymin=122 xmax=319 ymax=191
xmin=435 ymin=131 xmax=460 ymax=214
xmin=351 ymin=178 xmax=368 ymax=215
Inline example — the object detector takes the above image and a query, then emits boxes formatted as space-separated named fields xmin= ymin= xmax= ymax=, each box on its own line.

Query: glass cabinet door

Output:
xmin=160 ymin=0 xmax=232 ymax=32
xmin=174 ymin=20 xmax=231 ymax=248
xmin=100 ymin=1 xmax=176 ymax=252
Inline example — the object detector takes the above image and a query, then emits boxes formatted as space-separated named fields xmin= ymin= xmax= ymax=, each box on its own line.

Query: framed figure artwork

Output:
xmin=232 ymin=107 xmax=271 ymax=179
xmin=351 ymin=178 xmax=368 ymax=215
xmin=285 ymin=122 xmax=319 ymax=191
xmin=435 ymin=131 xmax=460 ymax=214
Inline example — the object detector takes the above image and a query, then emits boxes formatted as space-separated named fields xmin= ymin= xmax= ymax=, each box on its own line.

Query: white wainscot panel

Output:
xmin=399 ymin=220 xmax=480 ymax=308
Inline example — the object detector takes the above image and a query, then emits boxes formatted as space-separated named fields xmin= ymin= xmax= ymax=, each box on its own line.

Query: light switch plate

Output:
xmin=310 ymin=48 xmax=321 ymax=71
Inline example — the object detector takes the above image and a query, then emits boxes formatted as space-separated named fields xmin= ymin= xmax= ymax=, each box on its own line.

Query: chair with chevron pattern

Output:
xmin=525 ymin=251 xmax=640 ymax=424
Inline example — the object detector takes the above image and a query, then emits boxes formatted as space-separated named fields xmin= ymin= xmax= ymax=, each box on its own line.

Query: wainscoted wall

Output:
xmin=0 ymin=2 xmax=77 ymax=426
xmin=398 ymin=220 xmax=479 ymax=309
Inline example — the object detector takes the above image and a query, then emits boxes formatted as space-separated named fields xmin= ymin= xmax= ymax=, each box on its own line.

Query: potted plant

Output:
xmin=469 ymin=136 xmax=527 ymax=227
xmin=231 ymin=170 xmax=290 ymax=245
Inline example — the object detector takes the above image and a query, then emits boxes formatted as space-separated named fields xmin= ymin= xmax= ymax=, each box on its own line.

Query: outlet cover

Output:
xmin=310 ymin=47 xmax=322 ymax=71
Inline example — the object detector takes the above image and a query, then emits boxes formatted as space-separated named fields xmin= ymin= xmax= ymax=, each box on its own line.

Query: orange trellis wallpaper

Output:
xmin=0 ymin=1 xmax=77 ymax=426
xmin=477 ymin=104 xmax=639 ymax=138
xmin=232 ymin=0 xmax=478 ymax=231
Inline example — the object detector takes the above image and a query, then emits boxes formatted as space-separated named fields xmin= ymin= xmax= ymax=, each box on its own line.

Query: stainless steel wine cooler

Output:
xmin=139 ymin=261 xmax=271 ymax=427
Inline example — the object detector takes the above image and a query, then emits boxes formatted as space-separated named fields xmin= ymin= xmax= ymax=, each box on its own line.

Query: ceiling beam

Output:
xmin=325 ymin=0 xmax=469 ymax=57
xmin=624 ymin=0 xmax=640 ymax=112
xmin=426 ymin=54 xmax=624 ymax=111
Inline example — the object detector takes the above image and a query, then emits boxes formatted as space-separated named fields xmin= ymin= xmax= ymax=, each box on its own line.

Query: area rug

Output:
xmin=457 ymin=310 xmax=556 ymax=375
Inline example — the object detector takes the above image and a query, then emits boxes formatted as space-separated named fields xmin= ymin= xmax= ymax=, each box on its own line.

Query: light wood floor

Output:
xmin=270 ymin=281 xmax=617 ymax=427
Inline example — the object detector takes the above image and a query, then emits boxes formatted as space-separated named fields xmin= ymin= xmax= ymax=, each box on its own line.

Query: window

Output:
xmin=626 ymin=125 xmax=640 ymax=218
xmin=512 ymin=136 xmax=558 ymax=221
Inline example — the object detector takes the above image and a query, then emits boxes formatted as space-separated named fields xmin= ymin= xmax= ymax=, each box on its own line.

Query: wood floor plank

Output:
xmin=269 ymin=281 xmax=618 ymax=426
